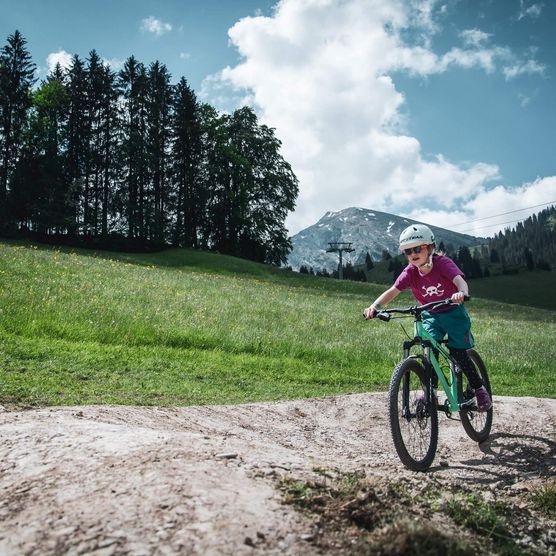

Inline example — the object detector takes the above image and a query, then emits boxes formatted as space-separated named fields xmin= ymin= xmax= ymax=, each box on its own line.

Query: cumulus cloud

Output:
xmin=209 ymin=0 xmax=551 ymax=235
xmin=46 ymin=50 xmax=72 ymax=73
xmin=409 ymin=177 xmax=556 ymax=236
xmin=141 ymin=16 xmax=172 ymax=36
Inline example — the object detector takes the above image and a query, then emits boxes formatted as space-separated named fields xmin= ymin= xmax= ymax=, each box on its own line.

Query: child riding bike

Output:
xmin=363 ymin=224 xmax=492 ymax=412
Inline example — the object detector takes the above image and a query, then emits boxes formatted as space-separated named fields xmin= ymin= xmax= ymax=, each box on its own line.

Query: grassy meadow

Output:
xmin=0 ymin=239 xmax=555 ymax=407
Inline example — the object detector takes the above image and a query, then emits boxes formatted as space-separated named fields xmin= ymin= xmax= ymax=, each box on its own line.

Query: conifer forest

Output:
xmin=0 ymin=31 xmax=299 ymax=264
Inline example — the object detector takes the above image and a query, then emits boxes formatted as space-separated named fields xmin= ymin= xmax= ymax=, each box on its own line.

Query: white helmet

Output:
xmin=399 ymin=224 xmax=435 ymax=250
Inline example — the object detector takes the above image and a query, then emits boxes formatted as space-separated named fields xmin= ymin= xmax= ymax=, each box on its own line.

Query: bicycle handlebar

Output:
xmin=374 ymin=296 xmax=470 ymax=322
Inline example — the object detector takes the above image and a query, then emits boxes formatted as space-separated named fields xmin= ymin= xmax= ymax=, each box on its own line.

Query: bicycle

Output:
xmin=374 ymin=297 xmax=493 ymax=472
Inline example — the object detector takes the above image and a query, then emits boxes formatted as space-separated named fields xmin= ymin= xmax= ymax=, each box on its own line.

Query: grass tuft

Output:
xmin=531 ymin=481 xmax=556 ymax=519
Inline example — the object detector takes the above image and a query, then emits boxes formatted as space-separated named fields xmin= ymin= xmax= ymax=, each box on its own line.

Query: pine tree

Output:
xmin=66 ymin=55 xmax=88 ymax=235
xmin=118 ymin=56 xmax=149 ymax=240
xmin=365 ymin=251 xmax=374 ymax=270
xmin=0 ymin=30 xmax=36 ymax=229
xmin=146 ymin=61 xmax=173 ymax=243
xmin=171 ymin=77 xmax=202 ymax=247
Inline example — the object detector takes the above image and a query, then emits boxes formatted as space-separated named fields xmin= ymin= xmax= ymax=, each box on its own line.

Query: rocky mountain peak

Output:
xmin=287 ymin=207 xmax=481 ymax=272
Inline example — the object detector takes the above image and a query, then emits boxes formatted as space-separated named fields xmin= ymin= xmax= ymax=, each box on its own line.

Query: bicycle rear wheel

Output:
xmin=457 ymin=349 xmax=493 ymax=443
xmin=389 ymin=358 xmax=438 ymax=472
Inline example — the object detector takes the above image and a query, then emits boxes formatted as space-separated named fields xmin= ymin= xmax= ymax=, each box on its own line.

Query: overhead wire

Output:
xmin=457 ymin=217 xmax=538 ymax=234
xmin=449 ymin=200 xmax=556 ymax=229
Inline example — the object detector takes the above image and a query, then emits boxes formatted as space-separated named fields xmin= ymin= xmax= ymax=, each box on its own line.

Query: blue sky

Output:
xmin=2 ymin=0 xmax=555 ymax=236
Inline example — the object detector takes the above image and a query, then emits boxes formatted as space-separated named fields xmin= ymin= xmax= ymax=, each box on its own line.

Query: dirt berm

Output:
xmin=1 ymin=393 xmax=555 ymax=554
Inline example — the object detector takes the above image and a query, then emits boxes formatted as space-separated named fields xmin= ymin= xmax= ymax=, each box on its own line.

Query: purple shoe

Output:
xmin=474 ymin=386 xmax=492 ymax=412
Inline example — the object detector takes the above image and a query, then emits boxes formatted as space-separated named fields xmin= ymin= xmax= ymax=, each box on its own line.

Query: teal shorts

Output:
xmin=422 ymin=305 xmax=474 ymax=350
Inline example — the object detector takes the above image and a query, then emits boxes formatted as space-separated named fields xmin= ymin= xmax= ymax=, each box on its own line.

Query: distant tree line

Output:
xmin=356 ymin=205 xmax=555 ymax=283
xmin=0 ymin=31 xmax=298 ymax=264
xmin=487 ymin=205 xmax=554 ymax=272
xmin=299 ymin=262 xmax=366 ymax=282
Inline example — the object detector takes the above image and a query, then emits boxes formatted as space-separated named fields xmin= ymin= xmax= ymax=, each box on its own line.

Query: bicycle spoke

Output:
xmin=389 ymin=360 xmax=438 ymax=470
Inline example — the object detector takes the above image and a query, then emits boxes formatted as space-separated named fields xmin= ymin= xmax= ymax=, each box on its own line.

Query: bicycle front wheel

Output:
xmin=389 ymin=358 xmax=438 ymax=472
xmin=457 ymin=349 xmax=493 ymax=443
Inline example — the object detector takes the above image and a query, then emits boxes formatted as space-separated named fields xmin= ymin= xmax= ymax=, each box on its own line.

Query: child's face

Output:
xmin=403 ymin=244 xmax=430 ymax=267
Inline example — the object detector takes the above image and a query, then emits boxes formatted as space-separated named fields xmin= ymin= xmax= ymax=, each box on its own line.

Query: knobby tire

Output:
xmin=389 ymin=358 xmax=439 ymax=472
xmin=457 ymin=348 xmax=493 ymax=443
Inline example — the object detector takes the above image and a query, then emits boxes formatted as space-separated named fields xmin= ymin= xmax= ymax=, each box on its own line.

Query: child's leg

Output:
xmin=449 ymin=347 xmax=483 ymax=389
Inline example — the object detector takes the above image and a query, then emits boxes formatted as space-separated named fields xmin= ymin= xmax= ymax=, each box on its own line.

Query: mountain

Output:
xmin=287 ymin=207 xmax=482 ymax=272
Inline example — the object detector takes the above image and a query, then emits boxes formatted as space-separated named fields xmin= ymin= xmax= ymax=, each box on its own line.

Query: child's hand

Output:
xmin=451 ymin=291 xmax=466 ymax=304
xmin=363 ymin=306 xmax=377 ymax=319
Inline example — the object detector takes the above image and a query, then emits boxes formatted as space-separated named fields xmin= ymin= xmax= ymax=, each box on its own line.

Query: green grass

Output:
xmin=0 ymin=239 xmax=555 ymax=406
xmin=531 ymin=481 xmax=556 ymax=519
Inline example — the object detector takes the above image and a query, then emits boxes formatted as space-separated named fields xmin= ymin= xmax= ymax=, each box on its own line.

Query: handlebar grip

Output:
xmin=464 ymin=295 xmax=471 ymax=302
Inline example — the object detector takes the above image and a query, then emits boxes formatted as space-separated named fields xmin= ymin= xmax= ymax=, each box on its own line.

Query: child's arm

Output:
xmin=451 ymin=275 xmax=469 ymax=304
xmin=364 ymin=286 xmax=401 ymax=319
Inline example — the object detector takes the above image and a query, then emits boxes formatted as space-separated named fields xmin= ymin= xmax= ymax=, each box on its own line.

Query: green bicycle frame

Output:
xmin=406 ymin=318 xmax=461 ymax=413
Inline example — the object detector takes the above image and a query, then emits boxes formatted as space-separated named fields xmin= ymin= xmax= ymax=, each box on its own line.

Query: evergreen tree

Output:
xmin=524 ymin=247 xmax=534 ymax=271
xmin=85 ymin=50 xmax=114 ymax=236
xmin=171 ymin=77 xmax=202 ymax=247
xmin=489 ymin=247 xmax=500 ymax=263
xmin=0 ymin=30 xmax=36 ymax=229
xmin=457 ymin=245 xmax=474 ymax=277
xmin=9 ymin=64 xmax=69 ymax=234
xmin=146 ymin=61 xmax=173 ymax=243
xmin=66 ymin=54 xmax=88 ymax=235
xmin=365 ymin=251 xmax=374 ymax=270
xmin=118 ymin=56 xmax=149 ymax=240
xmin=33 ymin=67 xmax=69 ymax=232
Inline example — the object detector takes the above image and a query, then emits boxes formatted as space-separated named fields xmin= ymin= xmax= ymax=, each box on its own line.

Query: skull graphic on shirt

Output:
xmin=421 ymin=283 xmax=444 ymax=298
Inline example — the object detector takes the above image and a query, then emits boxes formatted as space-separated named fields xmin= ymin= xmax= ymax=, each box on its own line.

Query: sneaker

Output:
xmin=474 ymin=386 xmax=492 ymax=412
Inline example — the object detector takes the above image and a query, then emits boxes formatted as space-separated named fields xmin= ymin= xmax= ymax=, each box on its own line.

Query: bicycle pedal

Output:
xmin=461 ymin=398 xmax=477 ymax=410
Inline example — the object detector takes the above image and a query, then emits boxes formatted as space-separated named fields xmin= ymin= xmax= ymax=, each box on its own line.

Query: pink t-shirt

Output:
xmin=394 ymin=255 xmax=463 ymax=307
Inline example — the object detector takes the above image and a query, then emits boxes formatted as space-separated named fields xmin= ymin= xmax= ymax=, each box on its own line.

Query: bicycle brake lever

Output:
xmin=377 ymin=312 xmax=391 ymax=322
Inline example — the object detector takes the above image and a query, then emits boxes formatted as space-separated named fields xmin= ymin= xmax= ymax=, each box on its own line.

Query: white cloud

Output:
xmin=517 ymin=1 xmax=544 ymax=20
xmin=408 ymin=177 xmax=556 ymax=236
xmin=210 ymin=0 xmax=550 ymax=235
xmin=103 ymin=58 xmax=124 ymax=70
xmin=179 ymin=52 xmax=191 ymax=60
xmin=141 ymin=16 xmax=172 ymax=36
xmin=503 ymin=59 xmax=546 ymax=80
xmin=46 ymin=50 xmax=72 ymax=73
xmin=459 ymin=28 xmax=491 ymax=47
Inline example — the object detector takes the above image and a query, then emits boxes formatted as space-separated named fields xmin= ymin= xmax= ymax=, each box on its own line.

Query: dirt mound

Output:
xmin=1 ymin=393 xmax=555 ymax=554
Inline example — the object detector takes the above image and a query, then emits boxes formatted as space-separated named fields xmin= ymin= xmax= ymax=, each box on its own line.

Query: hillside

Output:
xmin=287 ymin=207 xmax=481 ymax=272
xmin=0 ymin=239 xmax=555 ymax=408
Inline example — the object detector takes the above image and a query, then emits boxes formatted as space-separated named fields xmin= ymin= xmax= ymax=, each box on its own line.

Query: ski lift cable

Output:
xmin=449 ymin=200 xmax=556 ymax=228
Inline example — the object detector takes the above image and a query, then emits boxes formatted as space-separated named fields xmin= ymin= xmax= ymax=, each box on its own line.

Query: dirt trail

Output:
xmin=1 ymin=393 xmax=555 ymax=555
